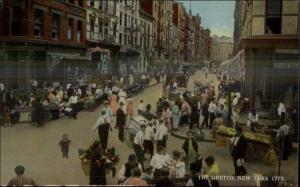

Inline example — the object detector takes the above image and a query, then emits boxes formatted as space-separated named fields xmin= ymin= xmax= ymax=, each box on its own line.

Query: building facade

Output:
xmin=203 ymin=28 xmax=211 ymax=66
xmin=210 ymin=35 xmax=233 ymax=66
xmin=173 ymin=2 xmax=186 ymax=64
xmin=139 ymin=9 xmax=153 ymax=72
xmin=86 ymin=0 xmax=121 ymax=74
xmin=193 ymin=14 xmax=201 ymax=64
xmin=234 ymin=0 xmax=299 ymax=110
xmin=118 ymin=0 xmax=141 ymax=74
xmin=0 ymin=0 xmax=87 ymax=90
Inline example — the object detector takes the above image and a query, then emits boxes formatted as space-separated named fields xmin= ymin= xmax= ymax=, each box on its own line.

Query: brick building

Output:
xmin=193 ymin=14 xmax=201 ymax=64
xmin=173 ymin=2 xmax=186 ymax=64
xmin=204 ymin=28 xmax=211 ymax=66
xmin=0 ymin=0 xmax=87 ymax=90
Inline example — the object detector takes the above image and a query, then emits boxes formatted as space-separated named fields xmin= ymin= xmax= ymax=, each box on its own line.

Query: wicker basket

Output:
xmin=81 ymin=160 xmax=91 ymax=176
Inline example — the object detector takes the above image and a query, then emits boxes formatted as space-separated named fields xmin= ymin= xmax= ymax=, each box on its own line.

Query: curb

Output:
xmin=171 ymin=131 xmax=215 ymax=143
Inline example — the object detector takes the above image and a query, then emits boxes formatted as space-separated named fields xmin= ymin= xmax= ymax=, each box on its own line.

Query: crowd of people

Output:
xmin=3 ymin=68 xmax=298 ymax=186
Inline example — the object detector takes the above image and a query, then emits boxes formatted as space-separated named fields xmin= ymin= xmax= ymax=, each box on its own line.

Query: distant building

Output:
xmin=211 ymin=35 xmax=233 ymax=66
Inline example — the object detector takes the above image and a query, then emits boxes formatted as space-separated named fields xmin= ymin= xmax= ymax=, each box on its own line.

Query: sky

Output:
xmin=180 ymin=0 xmax=235 ymax=37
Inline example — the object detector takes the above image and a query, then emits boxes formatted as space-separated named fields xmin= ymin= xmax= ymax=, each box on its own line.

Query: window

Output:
xmin=52 ymin=13 xmax=60 ymax=39
xmin=99 ymin=0 xmax=103 ymax=10
xmin=265 ymin=0 xmax=282 ymax=34
xmin=69 ymin=0 xmax=75 ymax=3
xmin=104 ymin=23 xmax=109 ymax=40
xmin=124 ymin=14 xmax=127 ymax=27
xmin=113 ymin=23 xmax=117 ymax=37
xmin=67 ymin=18 xmax=73 ymax=40
xmin=90 ymin=17 xmax=95 ymax=39
xmin=89 ymin=0 xmax=94 ymax=7
xmin=10 ymin=6 xmax=22 ymax=36
xmin=99 ymin=21 xmax=103 ymax=39
xmin=119 ymin=12 xmax=123 ymax=25
xmin=78 ymin=0 xmax=83 ymax=7
xmin=34 ymin=9 xmax=44 ymax=37
xmin=77 ymin=20 xmax=82 ymax=42
xmin=119 ymin=33 xmax=122 ymax=44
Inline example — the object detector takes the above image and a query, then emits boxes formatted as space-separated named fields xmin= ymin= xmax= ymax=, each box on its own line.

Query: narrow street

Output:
xmin=1 ymin=71 xmax=298 ymax=185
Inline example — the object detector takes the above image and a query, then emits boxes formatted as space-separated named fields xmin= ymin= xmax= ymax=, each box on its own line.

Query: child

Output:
xmin=59 ymin=134 xmax=71 ymax=158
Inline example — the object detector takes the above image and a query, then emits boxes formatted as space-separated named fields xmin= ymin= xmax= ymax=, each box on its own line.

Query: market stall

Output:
xmin=216 ymin=125 xmax=274 ymax=161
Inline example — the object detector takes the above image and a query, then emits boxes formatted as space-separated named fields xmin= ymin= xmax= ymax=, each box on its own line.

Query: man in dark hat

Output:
xmin=7 ymin=166 xmax=36 ymax=186
xmin=186 ymin=161 xmax=210 ymax=187
xmin=116 ymin=102 xmax=126 ymax=143
xmin=230 ymin=126 xmax=248 ymax=176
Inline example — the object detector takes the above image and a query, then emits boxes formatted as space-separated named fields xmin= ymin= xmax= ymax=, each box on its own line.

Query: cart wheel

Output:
xmin=124 ymin=127 xmax=137 ymax=149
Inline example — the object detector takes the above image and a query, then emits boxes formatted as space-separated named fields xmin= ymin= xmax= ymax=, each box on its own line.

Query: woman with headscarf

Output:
xmin=162 ymin=105 xmax=172 ymax=131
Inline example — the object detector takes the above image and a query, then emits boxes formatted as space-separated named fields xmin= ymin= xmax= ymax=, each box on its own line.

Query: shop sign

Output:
xmin=273 ymin=63 xmax=299 ymax=69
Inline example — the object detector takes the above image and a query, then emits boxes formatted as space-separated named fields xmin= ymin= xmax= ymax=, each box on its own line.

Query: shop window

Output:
xmin=52 ymin=13 xmax=60 ymax=40
xmin=77 ymin=20 xmax=82 ymax=42
xmin=34 ymin=9 xmax=44 ymax=37
xmin=67 ymin=18 xmax=73 ymax=40
xmin=265 ymin=0 xmax=282 ymax=34
xmin=11 ymin=6 xmax=22 ymax=36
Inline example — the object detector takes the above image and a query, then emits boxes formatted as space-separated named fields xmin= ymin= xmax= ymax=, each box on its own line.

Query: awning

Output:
xmin=88 ymin=46 xmax=110 ymax=59
xmin=218 ymin=49 xmax=245 ymax=81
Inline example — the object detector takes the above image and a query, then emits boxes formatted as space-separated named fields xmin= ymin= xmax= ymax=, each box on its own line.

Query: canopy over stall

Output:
xmin=218 ymin=49 xmax=245 ymax=81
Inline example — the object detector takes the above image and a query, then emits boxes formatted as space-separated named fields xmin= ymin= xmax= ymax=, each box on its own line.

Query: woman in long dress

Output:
xmin=182 ymin=131 xmax=198 ymax=171
xmin=162 ymin=106 xmax=172 ymax=131
xmin=172 ymin=102 xmax=181 ymax=131
xmin=110 ymin=92 xmax=118 ymax=115
xmin=127 ymin=97 xmax=134 ymax=118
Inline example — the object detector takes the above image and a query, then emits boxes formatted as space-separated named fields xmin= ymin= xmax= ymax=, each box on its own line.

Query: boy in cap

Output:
xmin=59 ymin=134 xmax=71 ymax=158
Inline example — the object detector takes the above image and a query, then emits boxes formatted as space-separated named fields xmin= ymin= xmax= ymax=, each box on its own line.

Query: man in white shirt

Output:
xmin=103 ymin=100 xmax=113 ymax=123
xmin=208 ymin=99 xmax=217 ymax=129
xmin=118 ymin=89 xmax=127 ymax=112
xmin=133 ymin=124 xmax=146 ymax=167
xmin=93 ymin=110 xmax=112 ymax=150
xmin=143 ymin=122 xmax=155 ymax=157
xmin=150 ymin=145 xmax=171 ymax=177
xmin=155 ymin=119 xmax=168 ymax=148
xmin=68 ymin=93 xmax=78 ymax=119
xmin=137 ymin=100 xmax=145 ymax=115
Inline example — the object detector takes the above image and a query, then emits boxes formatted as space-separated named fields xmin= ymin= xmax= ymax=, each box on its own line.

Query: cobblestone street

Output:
xmin=1 ymin=71 xmax=298 ymax=185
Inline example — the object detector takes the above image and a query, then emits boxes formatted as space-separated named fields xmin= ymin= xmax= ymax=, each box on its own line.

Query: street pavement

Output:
xmin=1 ymin=71 xmax=298 ymax=186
